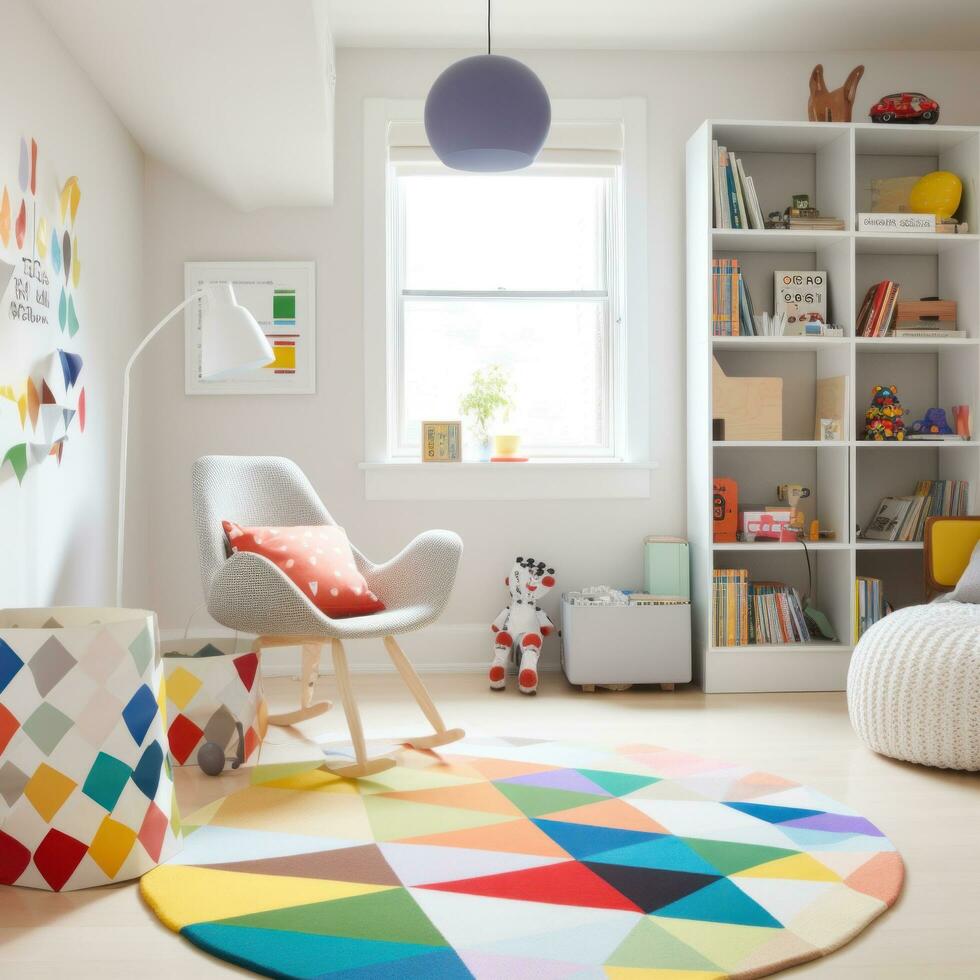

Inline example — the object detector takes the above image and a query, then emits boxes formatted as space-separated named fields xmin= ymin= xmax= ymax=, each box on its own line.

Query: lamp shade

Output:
xmin=199 ymin=283 xmax=274 ymax=379
xmin=424 ymin=54 xmax=551 ymax=172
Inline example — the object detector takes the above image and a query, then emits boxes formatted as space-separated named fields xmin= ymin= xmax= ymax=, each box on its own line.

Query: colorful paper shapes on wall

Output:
xmin=59 ymin=177 xmax=80 ymax=225
xmin=1 ymin=136 xmax=87 ymax=486
xmin=15 ymin=199 xmax=26 ymax=248
xmin=0 ymin=188 xmax=9 ymax=247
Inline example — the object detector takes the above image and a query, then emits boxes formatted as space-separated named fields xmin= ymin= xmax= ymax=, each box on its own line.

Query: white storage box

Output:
xmin=560 ymin=595 xmax=692 ymax=689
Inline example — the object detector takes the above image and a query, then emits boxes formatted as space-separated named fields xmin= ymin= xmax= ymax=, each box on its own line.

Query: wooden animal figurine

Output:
xmin=808 ymin=64 xmax=865 ymax=122
xmin=489 ymin=556 xmax=556 ymax=695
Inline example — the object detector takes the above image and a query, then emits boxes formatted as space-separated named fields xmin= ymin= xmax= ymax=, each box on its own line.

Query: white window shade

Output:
xmin=388 ymin=120 xmax=624 ymax=167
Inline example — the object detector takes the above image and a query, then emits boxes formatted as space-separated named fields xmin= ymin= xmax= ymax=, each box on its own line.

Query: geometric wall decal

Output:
xmin=141 ymin=739 xmax=902 ymax=978
xmin=0 ymin=608 xmax=181 ymax=890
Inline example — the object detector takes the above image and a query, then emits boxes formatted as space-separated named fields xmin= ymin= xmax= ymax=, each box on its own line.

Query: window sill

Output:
xmin=359 ymin=459 xmax=657 ymax=501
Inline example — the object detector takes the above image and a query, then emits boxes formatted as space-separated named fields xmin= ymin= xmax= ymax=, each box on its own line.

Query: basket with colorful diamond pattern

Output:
xmin=161 ymin=637 xmax=266 ymax=770
xmin=0 ymin=607 xmax=181 ymax=891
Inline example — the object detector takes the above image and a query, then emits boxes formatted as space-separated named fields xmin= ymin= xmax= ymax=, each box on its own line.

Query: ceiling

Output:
xmin=326 ymin=0 xmax=980 ymax=51
xmin=32 ymin=0 xmax=336 ymax=210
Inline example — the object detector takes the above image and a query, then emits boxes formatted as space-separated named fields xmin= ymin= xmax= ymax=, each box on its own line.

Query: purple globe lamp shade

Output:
xmin=424 ymin=54 xmax=551 ymax=172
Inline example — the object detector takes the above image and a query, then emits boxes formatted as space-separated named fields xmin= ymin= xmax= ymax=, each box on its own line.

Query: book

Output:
xmin=892 ymin=328 xmax=965 ymax=338
xmin=774 ymin=271 xmax=827 ymax=325
xmin=863 ymin=497 xmax=913 ymax=541
xmin=906 ymin=433 xmax=967 ymax=441
xmin=711 ymin=139 xmax=722 ymax=230
xmin=743 ymin=171 xmax=765 ymax=230
xmin=788 ymin=217 xmax=845 ymax=230
xmin=711 ymin=257 xmax=742 ymax=335
xmin=857 ymin=212 xmax=936 ymax=233
xmin=751 ymin=582 xmax=811 ymax=644
xmin=712 ymin=568 xmax=749 ymax=646
xmin=857 ymin=280 xmax=901 ymax=337
xmin=723 ymin=151 xmax=741 ymax=229
xmin=731 ymin=153 xmax=748 ymax=230
xmin=855 ymin=577 xmax=887 ymax=640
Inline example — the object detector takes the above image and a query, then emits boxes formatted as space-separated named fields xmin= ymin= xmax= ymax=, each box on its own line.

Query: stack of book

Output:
xmin=711 ymin=258 xmax=757 ymax=336
xmin=863 ymin=479 xmax=969 ymax=542
xmin=751 ymin=582 xmax=811 ymax=644
xmin=712 ymin=568 xmax=750 ymax=645
xmin=893 ymin=299 xmax=961 ymax=338
xmin=855 ymin=577 xmax=887 ymax=640
xmin=712 ymin=143 xmax=764 ymax=230
xmin=786 ymin=215 xmax=845 ymax=231
xmin=856 ymin=280 xmax=900 ymax=337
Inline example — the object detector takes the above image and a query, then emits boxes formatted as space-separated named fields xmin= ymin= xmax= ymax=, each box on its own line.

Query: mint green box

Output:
xmin=644 ymin=536 xmax=690 ymax=599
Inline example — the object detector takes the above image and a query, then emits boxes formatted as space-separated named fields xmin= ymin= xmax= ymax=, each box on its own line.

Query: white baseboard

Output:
xmin=159 ymin=623 xmax=562 ymax=676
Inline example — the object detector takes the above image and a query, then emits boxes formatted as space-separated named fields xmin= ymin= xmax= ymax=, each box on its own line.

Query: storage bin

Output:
xmin=560 ymin=595 xmax=692 ymax=689
xmin=0 ymin=606 xmax=181 ymax=890
xmin=161 ymin=637 xmax=267 ymax=768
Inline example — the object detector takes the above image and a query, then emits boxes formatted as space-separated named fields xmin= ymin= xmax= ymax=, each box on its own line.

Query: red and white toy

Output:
xmin=489 ymin=557 xmax=556 ymax=695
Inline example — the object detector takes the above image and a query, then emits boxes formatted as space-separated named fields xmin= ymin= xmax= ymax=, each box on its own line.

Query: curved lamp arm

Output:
xmin=116 ymin=289 xmax=205 ymax=607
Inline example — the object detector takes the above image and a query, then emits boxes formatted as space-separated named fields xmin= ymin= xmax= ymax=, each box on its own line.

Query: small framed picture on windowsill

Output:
xmin=421 ymin=421 xmax=462 ymax=462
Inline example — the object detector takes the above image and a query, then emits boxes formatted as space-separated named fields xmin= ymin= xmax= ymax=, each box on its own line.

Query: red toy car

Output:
xmin=869 ymin=92 xmax=940 ymax=124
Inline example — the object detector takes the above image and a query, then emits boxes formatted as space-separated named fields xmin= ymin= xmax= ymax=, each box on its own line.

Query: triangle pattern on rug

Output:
xmin=379 ymin=780 xmax=523 ymax=816
xmin=607 ymin=915 xmax=724 ymax=972
xmin=724 ymin=802 xmax=823 ymax=825
xmin=734 ymin=852 xmax=840 ymax=882
xmin=654 ymin=876 xmax=782 ymax=928
xmin=497 ymin=768 xmax=613 ymax=797
xmin=583 ymin=862 xmax=720 ymax=914
xmin=576 ymin=769 xmax=660 ymax=797
xmin=398 ymin=817 xmax=571 ymax=858
xmin=492 ymin=781 xmax=609 ymax=818
xmin=198 ymin=843 xmax=401 ymax=886
xmin=210 ymin=886 xmax=447 ymax=947
xmin=420 ymin=859 xmax=644 ymax=913
xmin=379 ymin=841 xmax=565 ymax=887
xmin=362 ymin=794 xmax=513 ymax=841
xmin=589 ymin=836 xmax=721 ymax=876
xmin=448 ymin=755 xmax=559 ymax=780
xmin=532 ymin=818 xmax=664 ymax=860
xmin=183 ymin=923 xmax=464 ymax=977
xmin=649 ymin=916 xmax=784 ymax=974
xmin=681 ymin=837 xmax=800 ymax=876
xmin=541 ymin=797 xmax=670 ymax=834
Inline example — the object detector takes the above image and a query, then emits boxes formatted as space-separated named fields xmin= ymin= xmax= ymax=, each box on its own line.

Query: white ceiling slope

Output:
xmin=32 ymin=0 xmax=336 ymax=210
xmin=327 ymin=0 xmax=980 ymax=51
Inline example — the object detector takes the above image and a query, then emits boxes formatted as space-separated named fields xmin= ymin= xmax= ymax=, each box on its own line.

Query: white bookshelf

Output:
xmin=686 ymin=120 xmax=980 ymax=693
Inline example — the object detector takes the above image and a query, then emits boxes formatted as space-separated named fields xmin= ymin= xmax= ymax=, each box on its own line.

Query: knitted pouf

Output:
xmin=848 ymin=602 xmax=980 ymax=770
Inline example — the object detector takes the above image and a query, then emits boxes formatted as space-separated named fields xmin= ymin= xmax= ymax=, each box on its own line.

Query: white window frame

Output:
xmin=362 ymin=98 xmax=652 ymax=499
xmin=391 ymin=164 xmax=621 ymax=459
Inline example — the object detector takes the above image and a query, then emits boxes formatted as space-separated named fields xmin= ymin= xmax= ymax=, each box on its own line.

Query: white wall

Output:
xmin=141 ymin=47 xmax=980 ymax=667
xmin=0 ymin=0 xmax=145 ymax=610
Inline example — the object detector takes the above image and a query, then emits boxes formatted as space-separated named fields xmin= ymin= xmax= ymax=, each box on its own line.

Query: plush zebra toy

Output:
xmin=489 ymin=557 xmax=557 ymax=695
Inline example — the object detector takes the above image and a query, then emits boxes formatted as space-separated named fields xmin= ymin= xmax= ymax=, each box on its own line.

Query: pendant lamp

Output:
xmin=424 ymin=1 xmax=551 ymax=172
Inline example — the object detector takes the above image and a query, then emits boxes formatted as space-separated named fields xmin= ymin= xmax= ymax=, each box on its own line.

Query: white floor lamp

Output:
xmin=116 ymin=283 xmax=272 ymax=606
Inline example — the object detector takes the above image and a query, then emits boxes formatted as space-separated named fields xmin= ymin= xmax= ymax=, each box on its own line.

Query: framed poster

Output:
xmin=184 ymin=261 xmax=316 ymax=394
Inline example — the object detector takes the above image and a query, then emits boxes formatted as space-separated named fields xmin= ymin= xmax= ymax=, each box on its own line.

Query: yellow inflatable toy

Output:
xmin=909 ymin=171 xmax=962 ymax=220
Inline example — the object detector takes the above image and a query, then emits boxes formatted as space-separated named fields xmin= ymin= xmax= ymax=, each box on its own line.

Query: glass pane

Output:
xmin=401 ymin=299 xmax=609 ymax=452
xmin=401 ymin=174 xmax=607 ymax=291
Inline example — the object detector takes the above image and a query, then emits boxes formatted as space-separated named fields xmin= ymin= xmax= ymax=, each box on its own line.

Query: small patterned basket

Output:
xmin=161 ymin=636 xmax=267 ymax=768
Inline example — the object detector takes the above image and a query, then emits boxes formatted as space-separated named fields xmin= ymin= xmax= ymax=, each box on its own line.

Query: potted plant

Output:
xmin=459 ymin=364 xmax=514 ymax=461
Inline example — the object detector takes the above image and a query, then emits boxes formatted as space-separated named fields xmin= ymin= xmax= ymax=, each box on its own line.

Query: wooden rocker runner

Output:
xmin=193 ymin=455 xmax=466 ymax=779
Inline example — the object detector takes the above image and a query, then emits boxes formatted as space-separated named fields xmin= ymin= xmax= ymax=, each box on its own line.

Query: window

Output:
xmin=390 ymin=166 xmax=623 ymax=458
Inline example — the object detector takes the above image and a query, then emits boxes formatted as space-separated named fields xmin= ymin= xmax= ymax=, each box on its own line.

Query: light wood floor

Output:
xmin=2 ymin=672 xmax=978 ymax=978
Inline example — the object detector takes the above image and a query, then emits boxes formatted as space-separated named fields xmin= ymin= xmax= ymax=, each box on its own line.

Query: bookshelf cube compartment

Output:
xmin=715 ymin=235 xmax=852 ymax=334
xmin=713 ymin=445 xmax=848 ymax=542
xmin=710 ymin=547 xmax=851 ymax=651
xmin=855 ymin=349 xmax=979 ymax=440
xmin=855 ymin=240 xmax=980 ymax=339
xmin=856 ymin=549 xmax=926 ymax=615
xmin=715 ymin=346 xmax=852 ymax=441
xmin=854 ymin=127 xmax=979 ymax=230
xmin=713 ymin=123 xmax=852 ymax=229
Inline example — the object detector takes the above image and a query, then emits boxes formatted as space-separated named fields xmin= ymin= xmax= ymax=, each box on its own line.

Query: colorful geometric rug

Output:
xmin=140 ymin=738 xmax=903 ymax=979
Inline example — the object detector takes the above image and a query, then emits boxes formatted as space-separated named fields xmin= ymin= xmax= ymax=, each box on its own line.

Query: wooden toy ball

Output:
xmin=909 ymin=171 xmax=962 ymax=220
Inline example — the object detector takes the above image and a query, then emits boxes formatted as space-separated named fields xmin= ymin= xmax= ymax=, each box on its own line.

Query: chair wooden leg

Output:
xmin=322 ymin=638 xmax=395 ymax=778
xmin=383 ymin=635 xmax=465 ymax=750
xmin=267 ymin=642 xmax=332 ymax=727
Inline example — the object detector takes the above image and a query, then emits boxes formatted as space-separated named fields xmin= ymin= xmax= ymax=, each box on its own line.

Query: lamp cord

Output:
xmin=487 ymin=0 xmax=491 ymax=54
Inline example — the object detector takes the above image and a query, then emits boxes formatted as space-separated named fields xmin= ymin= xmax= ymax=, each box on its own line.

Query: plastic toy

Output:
xmin=909 ymin=171 xmax=962 ymax=220
xmin=776 ymin=483 xmax=811 ymax=532
xmin=910 ymin=408 xmax=954 ymax=436
xmin=808 ymin=64 xmax=864 ymax=122
xmin=198 ymin=722 xmax=246 ymax=776
xmin=953 ymin=405 xmax=971 ymax=439
xmin=489 ymin=557 xmax=556 ymax=695
xmin=864 ymin=384 xmax=906 ymax=441
xmin=869 ymin=92 xmax=940 ymax=124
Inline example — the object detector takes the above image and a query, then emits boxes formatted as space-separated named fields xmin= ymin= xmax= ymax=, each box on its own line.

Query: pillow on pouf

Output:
xmin=948 ymin=540 xmax=980 ymax=603
xmin=222 ymin=521 xmax=385 ymax=618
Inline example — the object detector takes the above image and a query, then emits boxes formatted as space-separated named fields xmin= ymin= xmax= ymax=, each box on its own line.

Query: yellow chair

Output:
xmin=924 ymin=516 xmax=980 ymax=598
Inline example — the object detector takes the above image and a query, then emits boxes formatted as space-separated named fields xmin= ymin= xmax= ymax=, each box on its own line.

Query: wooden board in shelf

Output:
xmin=712 ymin=357 xmax=782 ymax=441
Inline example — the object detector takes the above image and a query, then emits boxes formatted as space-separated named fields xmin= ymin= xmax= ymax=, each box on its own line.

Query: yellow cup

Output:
xmin=492 ymin=434 xmax=521 ymax=457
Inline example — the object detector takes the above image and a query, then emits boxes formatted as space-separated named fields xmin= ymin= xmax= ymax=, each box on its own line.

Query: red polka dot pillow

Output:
xmin=222 ymin=521 xmax=385 ymax=618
